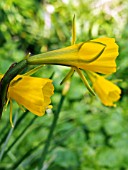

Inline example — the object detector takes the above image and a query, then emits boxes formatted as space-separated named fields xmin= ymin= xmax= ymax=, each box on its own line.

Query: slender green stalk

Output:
xmin=10 ymin=139 xmax=45 ymax=170
xmin=0 ymin=110 xmax=28 ymax=146
xmin=1 ymin=115 xmax=37 ymax=160
xmin=38 ymin=94 xmax=65 ymax=170
xmin=0 ymin=113 xmax=18 ymax=161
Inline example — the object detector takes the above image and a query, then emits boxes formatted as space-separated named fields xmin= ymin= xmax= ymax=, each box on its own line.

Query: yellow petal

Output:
xmin=0 ymin=74 xmax=3 ymax=79
xmin=8 ymin=75 xmax=54 ymax=116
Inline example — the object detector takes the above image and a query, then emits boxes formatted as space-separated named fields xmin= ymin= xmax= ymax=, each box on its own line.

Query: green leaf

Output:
xmin=52 ymin=147 xmax=79 ymax=168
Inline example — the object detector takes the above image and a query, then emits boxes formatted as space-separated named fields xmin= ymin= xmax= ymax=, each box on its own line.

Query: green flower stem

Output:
xmin=0 ymin=60 xmax=27 ymax=117
xmin=38 ymin=94 xmax=65 ymax=170
xmin=0 ymin=112 xmax=17 ymax=161
xmin=2 ymin=115 xmax=37 ymax=160
xmin=0 ymin=110 xmax=28 ymax=146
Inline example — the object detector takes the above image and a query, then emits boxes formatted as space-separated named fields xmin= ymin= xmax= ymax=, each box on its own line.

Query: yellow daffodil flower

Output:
xmin=0 ymin=74 xmax=54 ymax=126
xmin=8 ymin=75 xmax=54 ymax=115
xmin=26 ymin=16 xmax=119 ymax=97
xmin=87 ymin=71 xmax=121 ymax=106
xmin=27 ymin=37 xmax=118 ymax=75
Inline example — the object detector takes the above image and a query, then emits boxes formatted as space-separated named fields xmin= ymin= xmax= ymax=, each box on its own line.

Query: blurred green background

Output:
xmin=0 ymin=0 xmax=128 ymax=169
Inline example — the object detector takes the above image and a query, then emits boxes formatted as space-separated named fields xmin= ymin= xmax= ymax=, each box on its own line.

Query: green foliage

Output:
xmin=0 ymin=0 xmax=128 ymax=170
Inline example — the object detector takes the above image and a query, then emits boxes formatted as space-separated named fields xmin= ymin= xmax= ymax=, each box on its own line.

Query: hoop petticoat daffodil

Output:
xmin=26 ymin=16 xmax=119 ymax=106
xmin=87 ymin=71 xmax=121 ymax=106
xmin=27 ymin=37 xmax=118 ymax=74
xmin=0 ymin=74 xmax=54 ymax=126
xmin=9 ymin=75 xmax=54 ymax=115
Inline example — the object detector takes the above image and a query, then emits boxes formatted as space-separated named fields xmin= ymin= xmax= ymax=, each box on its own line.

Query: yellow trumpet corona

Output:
xmin=27 ymin=37 xmax=119 ymax=74
xmin=0 ymin=74 xmax=54 ymax=117
xmin=87 ymin=71 xmax=121 ymax=106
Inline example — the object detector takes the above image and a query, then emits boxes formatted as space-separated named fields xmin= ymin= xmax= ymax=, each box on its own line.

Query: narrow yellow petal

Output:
xmin=0 ymin=74 xmax=3 ymax=79
xmin=23 ymin=65 xmax=43 ymax=76
xmin=9 ymin=100 xmax=14 ymax=128
xmin=75 ymin=68 xmax=95 ymax=96
xmin=60 ymin=68 xmax=74 ymax=85
xmin=71 ymin=15 xmax=76 ymax=45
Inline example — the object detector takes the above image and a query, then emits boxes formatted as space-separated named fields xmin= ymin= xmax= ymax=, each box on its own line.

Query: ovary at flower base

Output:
xmin=87 ymin=71 xmax=121 ymax=107
xmin=0 ymin=74 xmax=54 ymax=116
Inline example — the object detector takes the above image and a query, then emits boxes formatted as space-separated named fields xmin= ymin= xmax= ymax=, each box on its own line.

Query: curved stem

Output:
xmin=0 ymin=60 xmax=27 ymax=117
xmin=38 ymin=94 xmax=65 ymax=170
